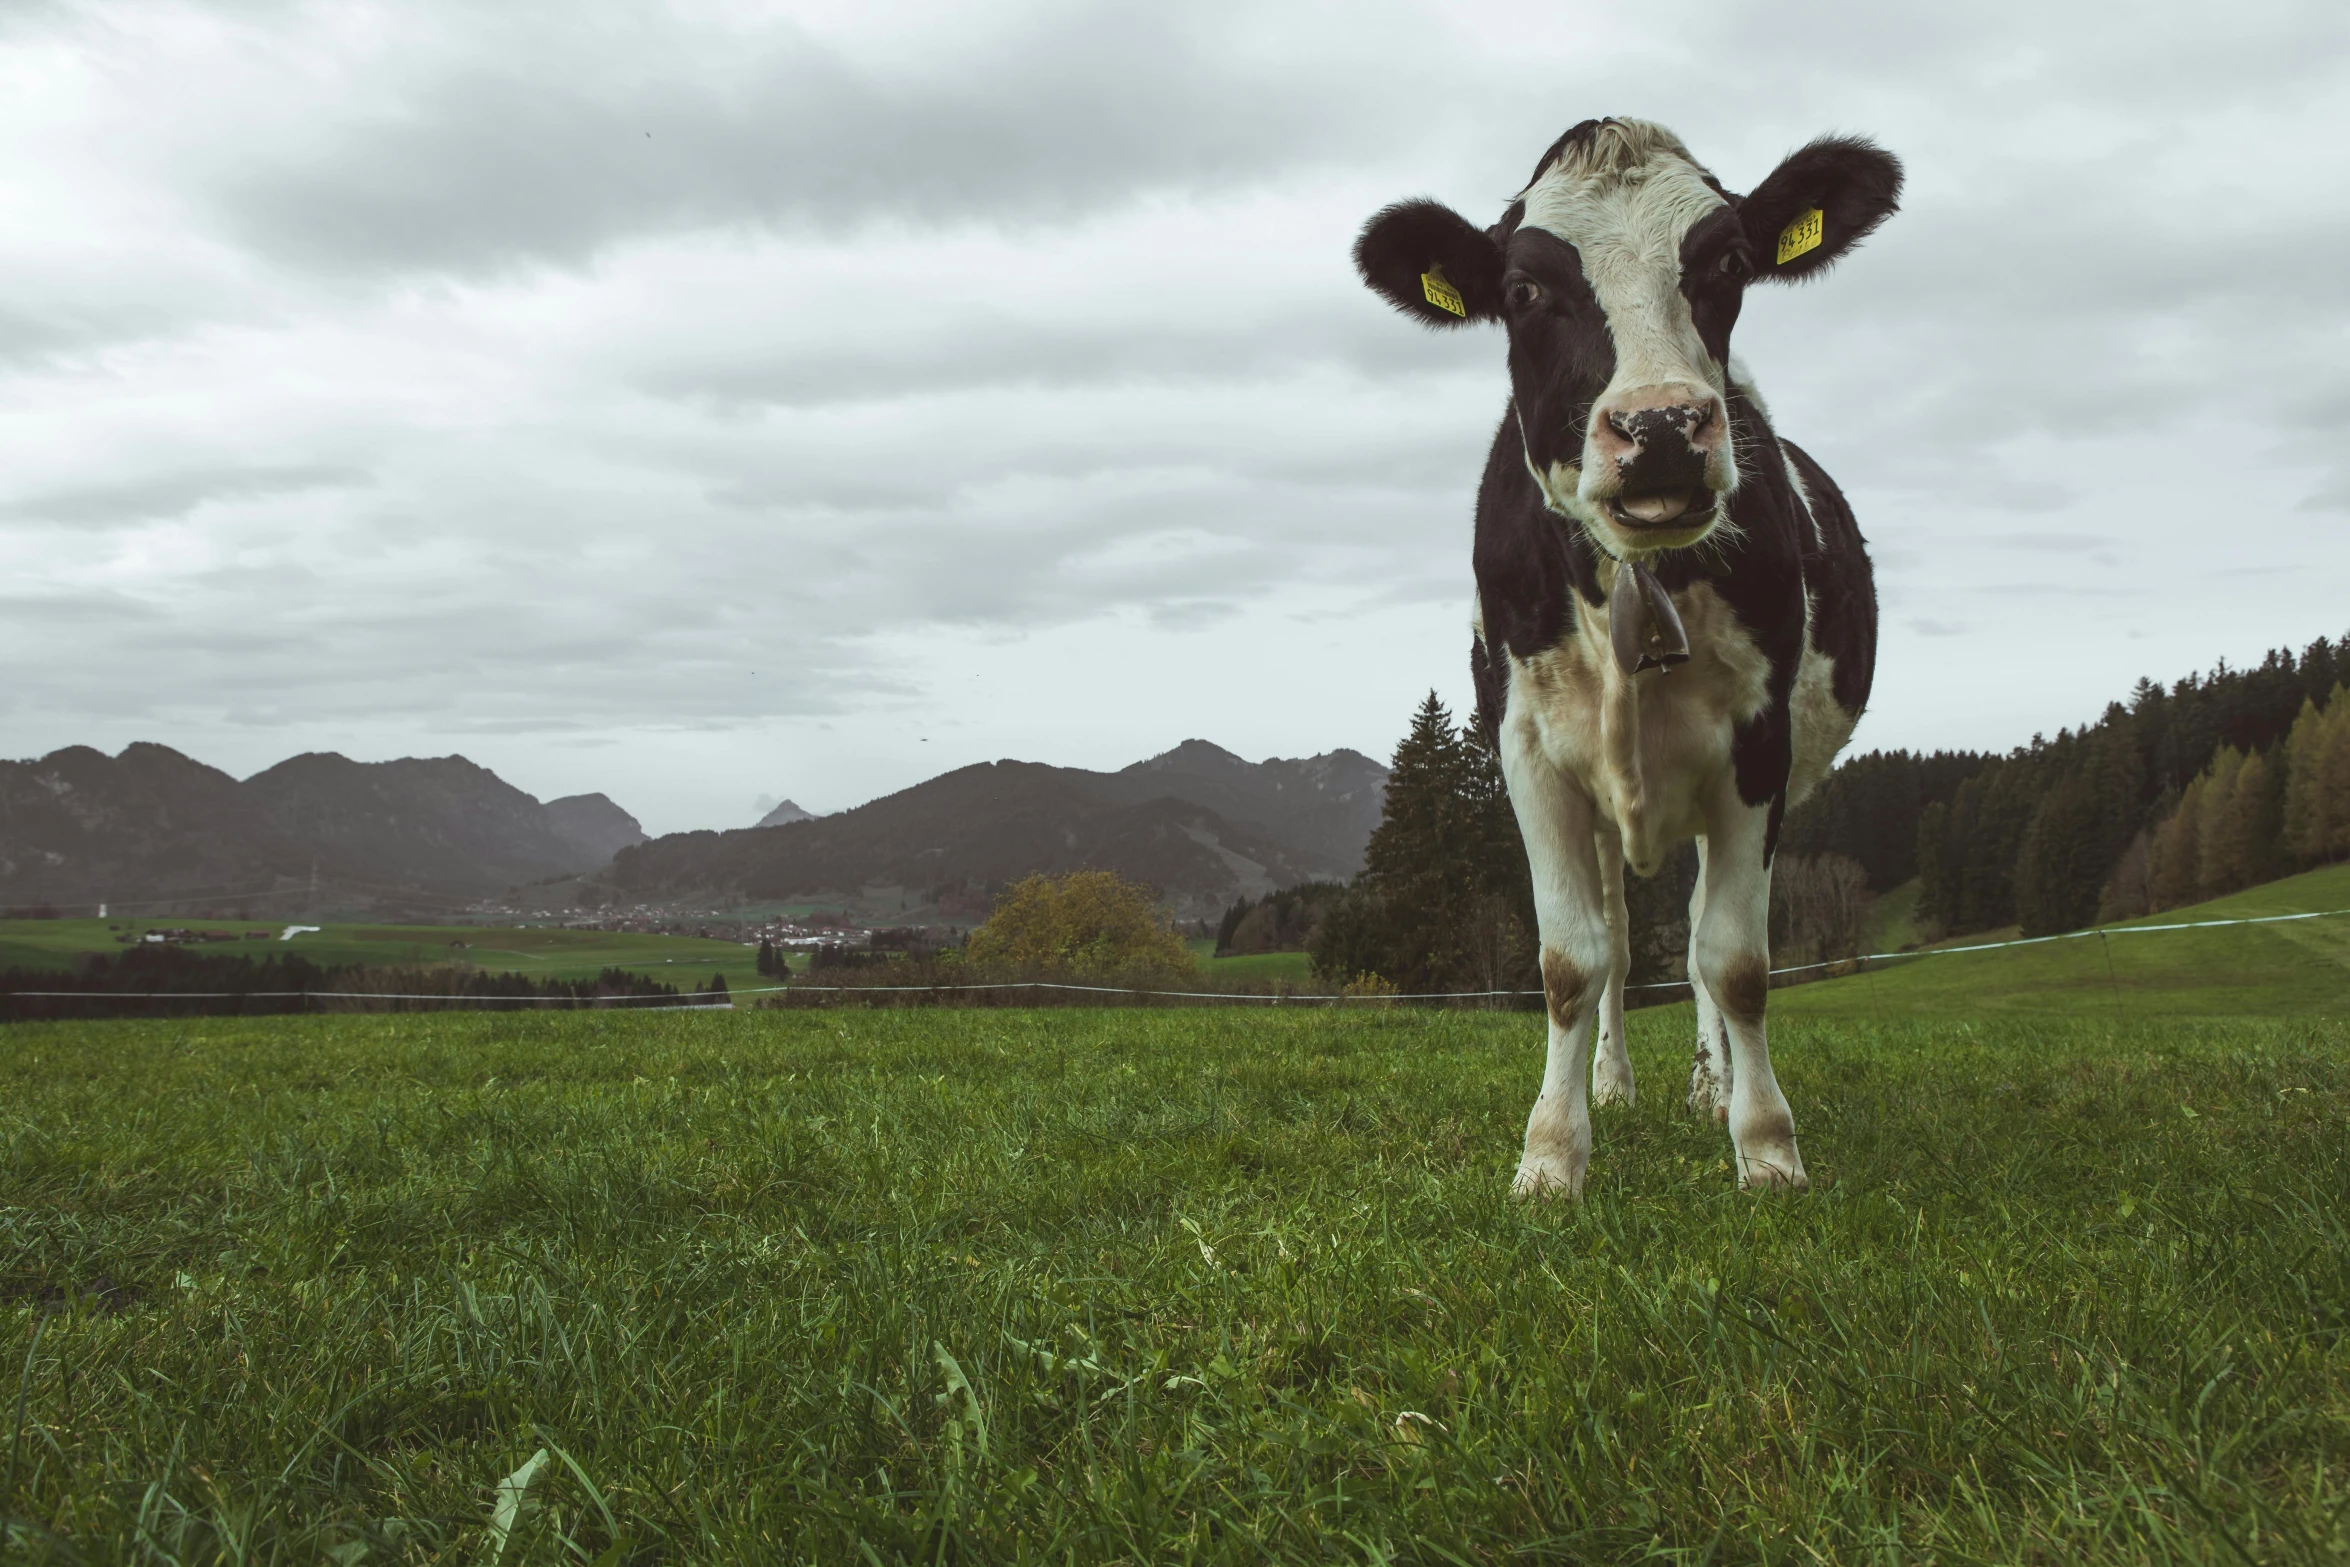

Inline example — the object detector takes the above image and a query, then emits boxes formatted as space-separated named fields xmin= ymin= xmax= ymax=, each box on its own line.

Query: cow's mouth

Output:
xmin=1606 ymin=487 xmax=1716 ymax=530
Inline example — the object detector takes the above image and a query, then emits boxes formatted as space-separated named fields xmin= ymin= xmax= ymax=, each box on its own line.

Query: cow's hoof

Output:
xmin=1511 ymin=1156 xmax=1585 ymax=1200
xmin=1734 ymin=1145 xmax=1808 ymax=1192
xmin=1591 ymin=1056 xmax=1636 ymax=1109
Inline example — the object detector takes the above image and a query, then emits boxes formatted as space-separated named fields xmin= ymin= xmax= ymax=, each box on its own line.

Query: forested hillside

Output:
xmin=1816 ymin=634 xmax=2349 ymax=939
xmin=1313 ymin=631 xmax=2350 ymax=995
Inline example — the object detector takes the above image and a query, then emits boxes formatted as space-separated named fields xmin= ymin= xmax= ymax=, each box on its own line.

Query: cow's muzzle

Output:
xmin=1587 ymin=383 xmax=1731 ymax=536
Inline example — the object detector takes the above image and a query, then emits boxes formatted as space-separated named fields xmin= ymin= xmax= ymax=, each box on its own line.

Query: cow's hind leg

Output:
xmin=1684 ymin=835 xmax=1732 ymax=1121
xmin=1499 ymin=733 xmax=1611 ymax=1199
xmin=1693 ymin=798 xmax=1806 ymax=1189
xmin=1590 ymin=825 xmax=1636 ymax=1108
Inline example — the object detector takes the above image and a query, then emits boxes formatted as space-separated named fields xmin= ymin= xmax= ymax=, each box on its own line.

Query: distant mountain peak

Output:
xmin=546 ymin=793 xmax=646 ymax=864
xmin=756 ymin=798 xmax=816 ymax=828
xmin=1138 ymin=739 xmax=1249 ymax=770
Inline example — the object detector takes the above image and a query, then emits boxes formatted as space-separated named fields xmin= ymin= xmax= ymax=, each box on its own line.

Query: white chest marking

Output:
xmin=1504 ymin=577 xmax=1768 ymax=874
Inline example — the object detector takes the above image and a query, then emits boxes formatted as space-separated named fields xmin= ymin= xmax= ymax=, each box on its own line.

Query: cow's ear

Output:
xmin=1739 ymin=136 xmax=1902 ymax=283
xmin=1354 ymin=199 xmax=1503 ymax=326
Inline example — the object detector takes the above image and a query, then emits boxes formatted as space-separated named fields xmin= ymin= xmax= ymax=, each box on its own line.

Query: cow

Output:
xmin=1353 ymin=118 xmax=1900 ymax=1195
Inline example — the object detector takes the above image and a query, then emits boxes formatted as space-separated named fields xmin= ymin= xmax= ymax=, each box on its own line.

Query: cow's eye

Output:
xmin=1505 ymin=278 xmax=1542 ymax=311
xmin=1716 ymin=250 xmax=1752 ymax=281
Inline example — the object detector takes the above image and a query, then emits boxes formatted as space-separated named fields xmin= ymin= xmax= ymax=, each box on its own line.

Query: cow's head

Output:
xmin=1356 ymin=119 xmax=1900 ymax=558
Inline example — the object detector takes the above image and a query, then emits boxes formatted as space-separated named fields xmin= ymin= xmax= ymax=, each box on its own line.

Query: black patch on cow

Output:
xmin=1740 ymin=136 xmax=1903 ymax=284
xmin=1675 ymin=204 xmax=1752 ymax=368
xmin=1354 ymin=200 xmax=1505 ymax=325
xmin=1782 ymin=438 xmax=1879 ymax=714
xmin=1497 ymin=229 xmax=1617 ymax=480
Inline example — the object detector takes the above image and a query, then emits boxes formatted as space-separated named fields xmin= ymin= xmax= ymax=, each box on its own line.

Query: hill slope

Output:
xmin=604 ymin=743 xmax=1384 ymax=917
xmin=1770 ymin=861 xmax=2350 ymax=1018
xmin=1079 ymin=740 xmax=1387 ymax=871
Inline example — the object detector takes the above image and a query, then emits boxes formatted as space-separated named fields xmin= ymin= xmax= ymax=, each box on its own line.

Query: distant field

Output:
xmin=0 ymin=918 xmax=762 ymax=990
xmin=1190 ymin=939 xmax=1317 ymax=988
xmin=1777 ymin=860 xmax=2350 ymax=1019
xmin=1856 ymin=875 xmax=1923 ymax=954
xmin=2 ymin=1005 xmax=2343 ymax=1561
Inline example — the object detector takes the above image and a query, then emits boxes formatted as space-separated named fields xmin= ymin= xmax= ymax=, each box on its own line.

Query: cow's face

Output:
xmin=1356 ymin=119 xmax=1900 ymax=560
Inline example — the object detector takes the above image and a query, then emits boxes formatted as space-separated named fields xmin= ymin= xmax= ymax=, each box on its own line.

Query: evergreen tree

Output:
xmin=1915 ymin=801 xmax=1953 ymax=929
xmin=1312 ymin=693 xmax=1535 ymax=994
xmin=1213 ymin=897 xmax=1252 ymax=956
xmin=2196 ymin=747 xmax=2252 ymax=896
xmin=2283 ymin=687 xmax=2350 ymax=864
xmin=2148 ymin=774 xmax=2205 ymax=911
xmin=2015 ymin=772 xmax=2105 ymax=936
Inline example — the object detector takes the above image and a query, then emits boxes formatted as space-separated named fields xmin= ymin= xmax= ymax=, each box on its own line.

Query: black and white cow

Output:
xmin=1354 ymin=118 xmax=1900 ymax=1195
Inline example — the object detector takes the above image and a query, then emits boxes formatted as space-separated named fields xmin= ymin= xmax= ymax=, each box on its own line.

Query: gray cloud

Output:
xmin=3 ymin=465 xmax=373 ymax=526
xmin=203 ymin=2 xmax=1451 ymax=277
xmin=1993 ymin=534 xmax=2115 ymax=554
xmin=5 ymin=0 xmax=2348 ymax=830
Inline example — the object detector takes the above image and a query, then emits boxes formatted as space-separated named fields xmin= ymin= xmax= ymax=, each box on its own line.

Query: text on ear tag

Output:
xmin=1776 ymin=207 xmax=1824 ymax=265
xmin=1420 ymin=267 xmax=1467 ymax=317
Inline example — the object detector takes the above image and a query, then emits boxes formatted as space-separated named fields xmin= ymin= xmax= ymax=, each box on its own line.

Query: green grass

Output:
xmin=1858 ymin=877 xmax=1923 ymax=956
xmin=0 ymin=919 xmax=764 ymax=991
xmin=1185 ymin=940 xmax=1318 ymax=989
xmin=1205 ymin=951 xmax=1316 ymax=987
xmin=1779 ymin=862 xmax=2350 ymax=1020
xmin=3 ymin=1005 xmax=2346 ymax=1562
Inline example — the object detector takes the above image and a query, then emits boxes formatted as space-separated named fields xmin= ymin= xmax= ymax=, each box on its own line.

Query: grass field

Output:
xmin=0 ymin=920 xmax=763 ymax=991
xmin=1778 ymin=862 xmax=2350 ymax=1020
xmin=1189 ymin=941 xmax=1318 ymax=989
xmin=3 ymin=1002 xmax=2345 ymax=1563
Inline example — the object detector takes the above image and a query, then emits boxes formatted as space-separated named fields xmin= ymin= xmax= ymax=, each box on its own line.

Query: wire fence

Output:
xmin=8 ymin=904 xmax=2345 ymax=1015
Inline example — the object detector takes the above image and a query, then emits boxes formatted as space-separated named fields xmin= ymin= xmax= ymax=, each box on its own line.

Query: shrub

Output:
xmin=963 ymin=871 xmax=1198 ymax=988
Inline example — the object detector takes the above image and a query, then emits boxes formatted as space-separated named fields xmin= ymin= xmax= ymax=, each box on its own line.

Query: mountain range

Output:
xmin=0 ymin=739 xmax=1385 ymax=919
xmin=600 ymin=741 xmax=1389 ymax=918
xmin=0 ymin=744 xmax=643 ymax=917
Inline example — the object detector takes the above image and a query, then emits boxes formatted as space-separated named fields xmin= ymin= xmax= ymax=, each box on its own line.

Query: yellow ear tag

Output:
xmin=1420 ymin=267 xmax=1467 ymax=317
xmin=1776 ymin=207 xmax=1825 ymax=265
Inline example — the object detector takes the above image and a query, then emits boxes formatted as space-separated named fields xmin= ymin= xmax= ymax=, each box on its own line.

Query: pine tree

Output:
xmin=2148 ymin=775 xmax=2204 ymax=911
xmin=2323 ymin=695 xmax=2350 ymax=862
xmin=2283 ymin=686 xmax=2350 ymax=865
xmin=1361 ymin=692 xmax=1473 ymax=884
xmin=2015 ymin=773 xmax=2104 ymax=936
xmin=1915 ymin=801 xmax=1953 ymax=930
xmin=2282 ymin=698 xmax=2326 ymax=863
xmin=2196 ymin=747 xmax=2250 ymax=896
xmin=1313 ymin=693 xmax=1536 ymax=994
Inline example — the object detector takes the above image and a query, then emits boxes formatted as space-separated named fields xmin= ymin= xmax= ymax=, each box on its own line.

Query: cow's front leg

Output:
xmin=1499 ymin=735 xmax=1611 ymax=1199
xmin=1590 ymin=825 xmax=1635 ymax=1108
xmin=1683 ymin=835 xmax=1732 ymax=1122
xmin=1692 ymin=795 xmax=1806 ymax=1190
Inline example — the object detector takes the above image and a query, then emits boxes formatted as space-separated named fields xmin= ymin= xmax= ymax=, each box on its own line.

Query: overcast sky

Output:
xmin=5 ymin=1 xmax=2347 ymax=835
